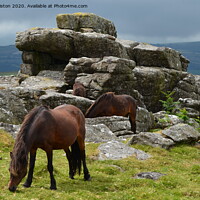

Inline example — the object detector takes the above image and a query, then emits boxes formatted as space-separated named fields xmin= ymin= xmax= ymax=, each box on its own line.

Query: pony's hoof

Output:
xmin=84 ymin=174 xmax=91 ymax=181
xmin=23 ymin=183 xmax=31 ymax=188
xmin=50 ymin=186 xmax=57 ymax=190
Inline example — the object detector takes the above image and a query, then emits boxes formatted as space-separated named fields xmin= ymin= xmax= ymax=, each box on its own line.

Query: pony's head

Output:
xmin=8 ymin=152 xmax=28 ymax=192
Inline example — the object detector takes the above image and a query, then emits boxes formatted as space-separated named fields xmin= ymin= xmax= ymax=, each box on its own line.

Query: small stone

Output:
xmin=134 ymin=172 xmax=166 ymax=180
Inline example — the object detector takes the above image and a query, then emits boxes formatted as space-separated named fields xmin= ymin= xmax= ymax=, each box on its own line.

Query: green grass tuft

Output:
xmin=0 ymin=131 xmax=200 ymax=200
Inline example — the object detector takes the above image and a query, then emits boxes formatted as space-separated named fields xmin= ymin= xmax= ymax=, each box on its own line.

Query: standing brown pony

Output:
xmin=8 ymin=104 xmax=90 ymax=192
xmin=72 ymin=82 xmax=86 ymax=97
xmin=85 ymin=92 xmax=137 ymax=134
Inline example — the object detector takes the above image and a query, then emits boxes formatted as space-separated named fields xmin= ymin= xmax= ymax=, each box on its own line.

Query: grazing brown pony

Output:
xmin=8 ymin=104 xmax=90 ymax=192
xmin=72 ymin=82 xmax=86 ymax=97
xmin=85 ymin=92 xmax=137 ymax=134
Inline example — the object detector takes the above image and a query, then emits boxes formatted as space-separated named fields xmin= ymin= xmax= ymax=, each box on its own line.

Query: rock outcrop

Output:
xmin=0 ymin=13 xmax=199 ymax=155
xmin=153 ymin=111 xmax=199 ymax=129
xmin=128 ymin=123 xmax=200 ymax=149
xmin=16 ymin=28 xmax=128 ymax=76
xmin=64 ymin=56 xmax=143 ymax=103
xmin=132 ymin=67 xmax=187 ymax=111
xmin=0 ymin=88 xmax=28 ymax=124
xmin=173 ymin=74 xmax=200 ymax=117
xmin=153 ymin=111 xmax=182 ymax=129
xmin=178 ymin=98 xmax=200 ymax=118
xmin=14 ymin=12 xmax=200 ymax=115
xmin=0 ymin=74 xmax=93 ymax=123
xmin=64 ymin=56 xmax=191 ymax=111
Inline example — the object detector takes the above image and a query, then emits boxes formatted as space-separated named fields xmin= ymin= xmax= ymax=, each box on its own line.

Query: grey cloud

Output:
xmin=0 ymin=0 xmax=200 ymax=45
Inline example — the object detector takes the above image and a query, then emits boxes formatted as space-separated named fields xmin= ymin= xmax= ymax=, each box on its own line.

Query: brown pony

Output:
xmin=8 ymin=104 xmax=90 ymax=192
xmin=72 ymin=82 xmax=86 ymax=97
xmin=85 ymin=92 xmax=137 ymax=134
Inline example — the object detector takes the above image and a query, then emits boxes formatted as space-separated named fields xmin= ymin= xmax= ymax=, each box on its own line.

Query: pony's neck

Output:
xmin=23 ymin=132 xmax=33 ymax=152
xmin=12 ymin=135 xmax=29 ymax=171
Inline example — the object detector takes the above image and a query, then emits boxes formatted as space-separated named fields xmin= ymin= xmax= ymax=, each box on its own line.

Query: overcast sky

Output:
xmin=0 ymin=0 xmax=200 ymax=45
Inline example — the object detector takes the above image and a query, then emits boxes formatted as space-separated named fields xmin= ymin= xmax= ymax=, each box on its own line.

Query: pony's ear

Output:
xmin=10 ymin=152 xmax=13 ymax=159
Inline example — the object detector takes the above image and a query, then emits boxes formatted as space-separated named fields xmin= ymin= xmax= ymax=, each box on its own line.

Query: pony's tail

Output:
xmin=71 ymin=140 xmax=82 ymax=175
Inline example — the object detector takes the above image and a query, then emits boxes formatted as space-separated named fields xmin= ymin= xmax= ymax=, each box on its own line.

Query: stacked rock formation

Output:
xmin=14 ymin=12 xmax=199 ymax=115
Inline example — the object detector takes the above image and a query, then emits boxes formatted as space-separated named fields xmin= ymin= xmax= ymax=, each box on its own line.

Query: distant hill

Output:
xmin=154 ymin=41 xmax=200 ymax=75
xmin=0 ymin=42 xmax=199 ymax=75
xmin=0 ymin=45 xmax=21 ymax=73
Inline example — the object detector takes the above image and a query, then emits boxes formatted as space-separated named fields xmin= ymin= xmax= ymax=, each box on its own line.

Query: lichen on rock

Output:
xmin=56 ymin=12 xmax=117 ymax=37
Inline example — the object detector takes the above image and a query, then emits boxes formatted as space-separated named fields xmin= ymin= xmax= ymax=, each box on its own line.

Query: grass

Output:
xmin=0 ymin=130 xmax=200 ymax=200
xmin=0 ymin=72 xmax=18 ymax=76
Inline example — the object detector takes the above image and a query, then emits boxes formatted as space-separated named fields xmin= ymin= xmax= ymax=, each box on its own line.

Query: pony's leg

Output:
xmin=46 ymin=150 xmax=57 ymax=190
xmin=64 ymin=149 xmax=75 ymax=179
xmin=23 ymin=149 xmax=37 ymax=188
xmin=81 ymin=150 xmax=91 ymax=181
xmin=129 ymin=113 xmax=137 ymax=134
xmin=77 ymin=138 xmax=91 ymax=181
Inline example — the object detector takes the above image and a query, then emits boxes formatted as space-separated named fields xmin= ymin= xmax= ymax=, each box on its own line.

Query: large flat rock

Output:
xmin=39 ymin=91 xmax=93 ymax=113
xmin=20 ymin=76 xmax=67 ymax=92
xmin=132 ymin=43 xmax=189 ymax=71
xmin=162 ymin=123 xmax=200 ymax=143
xmin=56 ymin=13 xmax=117 ymax=37
xmin=98 ymin=140 xmax=151 ymax=160
xmin=85 ymin=124 xmax=117 ymax=143
xmin=128 ymin=132 xmax=175 ymax=149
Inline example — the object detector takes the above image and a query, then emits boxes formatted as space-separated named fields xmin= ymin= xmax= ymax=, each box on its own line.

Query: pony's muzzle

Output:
xmin=8 ymin=185 xmax=17 ymax=192
xmin=8 ymin=180 xmax=17 ymax=192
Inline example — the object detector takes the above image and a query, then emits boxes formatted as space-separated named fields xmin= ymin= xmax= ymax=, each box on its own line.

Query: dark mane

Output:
xmin=11 ymin=105 xmax=49 ymax=172
xmin=85 ymin=92 xmax=114 ymax=117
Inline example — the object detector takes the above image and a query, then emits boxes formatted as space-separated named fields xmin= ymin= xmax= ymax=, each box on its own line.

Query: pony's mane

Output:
xmin=11 ymin=105 xmax=49 ymax=172
xmin=85 ymin=92 xmax=114 ymax=117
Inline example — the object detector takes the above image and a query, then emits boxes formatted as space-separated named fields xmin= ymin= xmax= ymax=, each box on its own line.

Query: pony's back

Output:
xmin=85 ymin=92 xmax=114 ymax=117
